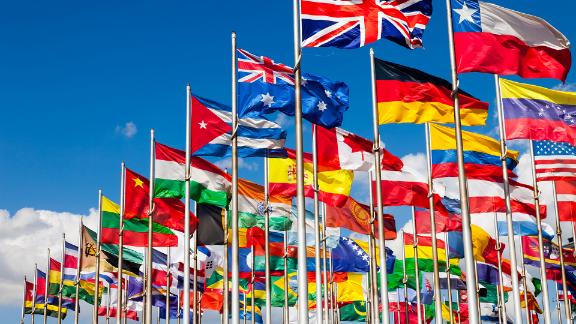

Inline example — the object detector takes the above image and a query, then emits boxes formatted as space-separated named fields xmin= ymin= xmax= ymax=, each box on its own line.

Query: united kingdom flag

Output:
xmin=301 ymin=0 xmax=433 ymax=49
xmin=237 ymin=48 xmax=294 ymax=85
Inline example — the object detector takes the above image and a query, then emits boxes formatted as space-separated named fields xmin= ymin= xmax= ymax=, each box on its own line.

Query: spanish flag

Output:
xmin=268 ymin=148 xmax=354 ymax=207
xmin=375 ymin=58 xmax=488 ymax=126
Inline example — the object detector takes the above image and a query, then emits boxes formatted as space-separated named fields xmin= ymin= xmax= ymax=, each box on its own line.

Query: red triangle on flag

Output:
xmin=191 ymin=96 xmax=232 ymax=154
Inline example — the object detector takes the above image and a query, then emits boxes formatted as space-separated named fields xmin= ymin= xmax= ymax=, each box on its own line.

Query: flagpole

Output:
xmin=444 ymin=0 xmax=480 ymax=320
xmin=21 ymin=276 xmax=27 ymax=324
xmin=552 ymin=181 xmax=572 ymax=320
xmin=329 ymin=252 xmax=336 ymax=324
xmin=492 ymin=212 xmax=507 ymax=324
xmin=74 ymin=218 xmax=83 ymax=324
xmin=251 ymin=244 xmax=255 ymax=324
xmin=93 ymin=190 xmax=103 ymax=324
xmin=368 ymin=172 xmax=379 ymax=324
xmin=474 ymin=260 xmax=481 ymax=318
xmin=57 ymin=233 xmax=65 ymax=324
xmin=369 ymin=48 xmax=390 ymax=324
xmin=223 ymin=169 xmax=229 ymax=324
xmin=424 ymin=122 xmax=447 ymax=323
xmin=263 ymin=154 xmax=272 ymax=324
xmin=528 ymin=140 xmax=553 ymax=324
xmin=311 ymin=125 xmax=324 ymax=324
xmin=230 ymin=30 xmax=242 ymax=324
xmin=145 ymin=128 xmax=155 ymax=324
xmin=44 ymin=248 xmax=50 ymax=324
xmin=493 ymin=74 xmax=524 ymax=323
xmin=322 ymin=204 xmax=331 ymax=324
xmin=184 ymin=83 xmax=192 ymax=324
xmin=445 ymin=232 xmax=454 ymax=324
xmin=410 ymin=207 xmax=422 ymax=324
xmin=283 ymin=230 xmax=290 ymax=324
xmin=520 ymin=238 xmax=533 ymax=324
xmin=401 ymin=231 xmax=408 ymax=324
xmin=117 ymin=162 xmax=126 ymax=324
xmin=193 ymin=216 xmax=199 ymax=324
xmin=166 ymin=248 xmax=171 ymax=323
xmin=556 ymin=284 xmax=562 ymax=323
xmin=291 ymin=0 xmax=310 ymax=320
xmin=177 ymin=288 xmax=181 ymax=324
xmin=32 ymin=264 xmax=37 ymax=324
xmin=105 ymin=281 xmax=111 ymax=324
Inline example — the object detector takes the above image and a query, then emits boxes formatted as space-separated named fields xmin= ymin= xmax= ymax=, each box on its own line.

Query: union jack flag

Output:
xmin=301 ymin=0 xmax=433 ymax=49
xmin=237 ymin=48 xmax=295 ymax=85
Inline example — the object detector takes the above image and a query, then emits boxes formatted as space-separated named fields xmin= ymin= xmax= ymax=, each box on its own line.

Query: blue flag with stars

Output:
xmin=237 ymin=48 xmax=349 ymax=129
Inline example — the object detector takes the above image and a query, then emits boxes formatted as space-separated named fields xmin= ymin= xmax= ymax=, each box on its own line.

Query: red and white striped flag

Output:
xmin=533 ymin=141 xmax=576 ymax=182
xmin=554 ymin=180 xmax=576 ymax=222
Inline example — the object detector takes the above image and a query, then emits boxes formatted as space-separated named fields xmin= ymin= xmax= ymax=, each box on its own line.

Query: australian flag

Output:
xmin=237 ymin=48 xmax=349 ymax=129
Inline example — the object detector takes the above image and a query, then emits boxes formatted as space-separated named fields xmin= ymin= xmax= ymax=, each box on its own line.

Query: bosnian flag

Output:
xmin=451 ymin=0 xmax=571 ymax=81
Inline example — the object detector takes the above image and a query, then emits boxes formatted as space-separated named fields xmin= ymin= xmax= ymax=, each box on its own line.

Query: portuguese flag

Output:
xmin=375 ymin=58 xmax=488 ymax=126
xmin=101 ymin=196 xmax=178 ymax=247
xmin=154 ymin=142 xmax=230 ymax=208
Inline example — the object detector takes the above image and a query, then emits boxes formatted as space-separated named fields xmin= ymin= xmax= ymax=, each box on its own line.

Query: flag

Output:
xmin=286 ymin=206 xmax=340 ymax=248
xmin=533 ymin=140 xmax=576 ymax=182
xmin=501 ymin=78 xmax=576 ymax=145
xmin=339 ymin=301 xmax=367 ymax=322
xmin=47 ymin=258 xmax=75 ymax=310
xmin=404 ymin=233 xmax=461 ymax=275
xmin=154 ymin=142 xmax=231 ymax=207
xmin=125 ymin=167 xmax=196 ymax=233
xmin=414 ymin=208 xmax=462 ymax=234
xmin=438 ymin=272 xmax=467 ymax=290
xmin=325 ymin=197 xmax=396 ymax=239
xmin=196 ymin=203 xmax=225 ymax=245
xmin=522 ymin=235 xmax=576 ymax=271
xmin=59 ymin=242 xmax=96 ymax=304
xmin=375 ymin=58 xmax=488 ymax=125
xmin=301 ymin=0 xmax=432 ymax=49
xmin=496 ymin=211 xmax=554 ymax=239
xmin=30 ymin=272 xmax=68 ymax=319
xmin=100 ymin=196 xmax=178 ymax=247
xmin=97 ymin=283 xmax=141 ymax=321
xmin=471 ymin=225 xmax=502 ymax=267
xmin=331 ymin=237 xmax=373 ymax=273
xmin=555 ymin=180 xmax=576 ymax=221
xmin=268 ymin=148 xmax=354 ymax=207
xmin=335 ymin=273 xmax=367 ymax=302
xmin=237 ymin=48 xmax=349 ymax=129
xmin=430 ymin=123 xmax=518 ymax=178
xmin=315 ymin=125 xmax=403 ymax=172
xmin=23 ymin=280 xmax=40 ymax=315
xmin=191 ymin=94 xmax=287 ymax=157
xmin=451 ymin=0 xmax=571 ymax=81
xmin=237 ymin=178 xmax=292 ymax=230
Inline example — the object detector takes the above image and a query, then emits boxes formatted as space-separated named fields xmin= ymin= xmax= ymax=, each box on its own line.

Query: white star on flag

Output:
xmin=317 ymin=101 xmax=327 ymax=111
xmin=198 ymin=120 xmax=207 ymax=129
xmin=453 ymin=3 xmax=476 ymax=24
xmin=260 ymin=93 xmax=275 ymax=107
xmin=324 ymin=89 xmax=332 ymax=98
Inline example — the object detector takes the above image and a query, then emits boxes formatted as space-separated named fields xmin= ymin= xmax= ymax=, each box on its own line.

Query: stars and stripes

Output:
xmin=533 ymin=140 xmax=576 ymax=181
xmin=301 ymin=0 xmax=433 ymax=49
xmin=237 ymin=48 xmax=294 ymax=85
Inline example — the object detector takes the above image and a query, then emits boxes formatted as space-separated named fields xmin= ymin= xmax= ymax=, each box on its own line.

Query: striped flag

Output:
xmin=63 ymin=242 xmax=78 ymax=285
xmin=555 ymin=180 xmax=576 ymax=222
xmin=533 ymin=140 xmax=576 ymax=181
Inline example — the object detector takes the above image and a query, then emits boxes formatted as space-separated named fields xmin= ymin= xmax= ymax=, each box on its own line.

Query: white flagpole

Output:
xmin=528 ymin=140 xmax=552 ymax=324
xmin=44 ymin=248 xmax=50 ymax=324
xmin=444 ymin=0 xmax=480 ymax=321
xmin=184 ymin=83 xmax=192 ymax=324
xmin=369 ymin=48 xmax=390 ymax=324
xmin=193 ymin=216 xmax=199 ymax=324
xmin=263 ymin=154 xmax=272 ymax=324
xmin=423 ymin=122 xmax=444 ymax=323
xmin=57 ymin=233 xmax=65 ymax=324
xmin=251 ymin=245 xmax=255 ymax=324
xmin=552 ymin=181 xmax=572 ymax=320
xmin=283 ymin=230 xmax=290 ymax=324
xmin=520 ymin=238 xmax=533 ymax=324
xmin=166 ymin=248 xmax=171 ymax=323
xmin=74 ymin=218 xmax=83 ymax=324
xmin=401 ymin=231 xmax=409 ymax=323
xmin=445 ymin=233 xmax=454 ymax=324
xmin=492 ymin=213 xmax=507 ymax=324
xmin=105 ymin=281 xmax=111 ymax=324
xmin=117 ymin=162 xmax=126 ymax=324
xmin=94 ymin=189 xmax=103 ymax=324
xmin=21 ymin=276 xmax=27 ymax=324
xmin=312 ymin=125 xmax=324 ymax=324
xmin=291 ymin=0 xmax=309 ymax=321
xmin=493 ymin=74 xmax=524 ymax=322
xmin=32 ymin=264 xmax=37 ymax=324
xmin=322 ymin=204 xmax=331 ymax=324
xmin=145 ymin=128 xmax=156 ymax=324
xmin=410 ymin=207 xmax=422 ymax=324
xmin=368 ymin=172 xmax=379 ymax=324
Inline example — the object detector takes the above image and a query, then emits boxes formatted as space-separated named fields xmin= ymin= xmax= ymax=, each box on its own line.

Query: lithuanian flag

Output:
xmin=375 ymin=58 xmax=488 ymax=126
xmin=268 ymin=148 xmax=354 ymax=207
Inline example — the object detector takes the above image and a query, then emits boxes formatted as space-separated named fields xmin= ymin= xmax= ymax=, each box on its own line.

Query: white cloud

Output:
xmin=401 ymin=152 xmax=428 ymax=178
xmin=214 ymin=157 xmax=259 ymax=172
xmin=273 ymin=113 xmax=293 ymax=129
xmin=0 ymin=208 xmax=100 ymax=306
xmin=115 ymin=121 xmax=138 ymax=139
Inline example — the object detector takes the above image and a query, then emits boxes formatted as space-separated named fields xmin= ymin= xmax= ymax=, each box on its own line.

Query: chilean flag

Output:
xmin=451 ymin=0 xmax=571 ymax=81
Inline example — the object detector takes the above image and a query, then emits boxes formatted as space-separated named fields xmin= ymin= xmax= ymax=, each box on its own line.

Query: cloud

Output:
xmin=214 ymin=157 xmax=259 ymax=172
xmin=115 ymin=121 xmax=138 ymax=138
xmin=401 ymin=152 xmax=427 ymax=177
xmin=273 ymin=113 xmax=293 ymax=129
xmin=553 ymin=83 xmax=576 ymax=92
xmin=0 ymin=207 xmax=100 ymax=306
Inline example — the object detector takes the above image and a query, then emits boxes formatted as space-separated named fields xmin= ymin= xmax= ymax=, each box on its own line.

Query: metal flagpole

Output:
xmin=329 ymin=252 xmax=336 ymax=324
xmin=32 ymin=264 xmax=37 ymax=324
xmin=251 ymin=245 xmax=255 ymax=324
xmin=166 ymin=248 xmax=171 ymax=323
xmin=445 ymin=232 xmax=454 ymax=324
xmin=230 ymin=31 xmax=241 ymax=324
xmin=492 ymin=213 xmax=507 ymax=324
xmin=74 ymin=218 xmax=84 ymax=324
xmin=177 ymin=289 xmax=181 ymax=324
xmin=193 ymin=219 xmax=199 ymax=324
xmin=106 ymin=282 xmax=111 ymax=324
xmin=184 ymin=83 xmax=192 ymax=324
xmin=520 ymin=238 xmax=532 ymax=324
xmin=117 ymin=162 xmax=126 ymax=324
xmin=552 ymin=181 xmax=572 ymax=320
xmin=94 ymin=189 xmax=103 ymax=324
xmin=312 ymin=125 xmax=324 ymax=324
xmin=283 ymin=231 xmax=290 ymax=324
xmin=474 ymin=260 xmax=481 ymax=319
xmin=145 ymin=128 xmax=156 ymax=324
xmin=369 ymin=48 xmax=390 ymax=324
xmin=368 ymin=172 xmax=379 ymax=324
xmin=401 ymin=231 xmax=409 ymax=324
xmin=494 ymin=74 xmax=524 ymax=322
xmin=223 ymin=169 xmax=230 ymax=324
xmin=556 ymin=284 xmax=562 ymax=324
xmin=528 ymin=140 xmax=552 ymax=324
xmin=444 ymin=0 xmax=479 ymax=320
xmin=291 ymin=0 xmax=309 ymax=321
xmin=424 ymin=122 xmax=445 ymax=323
xmin=322 ymin=203 xmax=330 ymax=324
xmin=395 ymin=288 xmax=401 ymax=323
xmin=410 ymin=207 xmax=422 ymax=324
xmin=21 ymin=276 xmax=27 ymax=324
xmin=58 ymin=233 xmax=65 ymax=324
xmin=44 ymin=248 xmax=50 ymax=324
xmin=263 ymin=155 xmax=272 ymax=324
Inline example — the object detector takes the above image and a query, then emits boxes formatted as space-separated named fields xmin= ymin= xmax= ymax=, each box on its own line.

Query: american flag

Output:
xmin=533 ymin=140 xmax=576 ymax=181
xmin=301 ymin=0 xmax=432 ymax=49
xmin=237 ymin=48 xmax=294 ymax=85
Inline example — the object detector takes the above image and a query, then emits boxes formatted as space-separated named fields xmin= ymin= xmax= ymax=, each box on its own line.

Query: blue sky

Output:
xmin=1 ymin=0 xmax=574 ymax=323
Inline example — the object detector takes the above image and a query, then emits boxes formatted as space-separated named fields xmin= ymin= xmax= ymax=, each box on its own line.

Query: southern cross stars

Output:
xmin=260 ymin=93 xmax=275 ymax=107
xmin=317 ymin=101 xmax=327 ymax=111
xmin=453 ymin=2 xmax=476 ymax=24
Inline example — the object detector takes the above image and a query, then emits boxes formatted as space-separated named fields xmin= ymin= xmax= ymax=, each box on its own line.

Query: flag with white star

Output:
xmin=533 ymin=140 xmax=576 ymax=181
xmin=237 ymin=48 xmax=349 ymax=129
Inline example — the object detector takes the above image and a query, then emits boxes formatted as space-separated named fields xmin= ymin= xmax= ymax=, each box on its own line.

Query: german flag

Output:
xmin=375 ymin=58 xmax=488 ymax=126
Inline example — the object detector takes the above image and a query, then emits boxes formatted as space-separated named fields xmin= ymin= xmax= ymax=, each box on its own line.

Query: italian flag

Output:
xmin=101 ymin=196 xmax=178 ymax=247
xmin=154 ymin=142 xmax=230 ymax=208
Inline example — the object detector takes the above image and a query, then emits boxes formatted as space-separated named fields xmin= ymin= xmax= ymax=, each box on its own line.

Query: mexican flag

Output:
xmin=154 ymin=142 xmax=230 ymax=208
xmin=101 ymin=196 xmax=178 ymax=247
